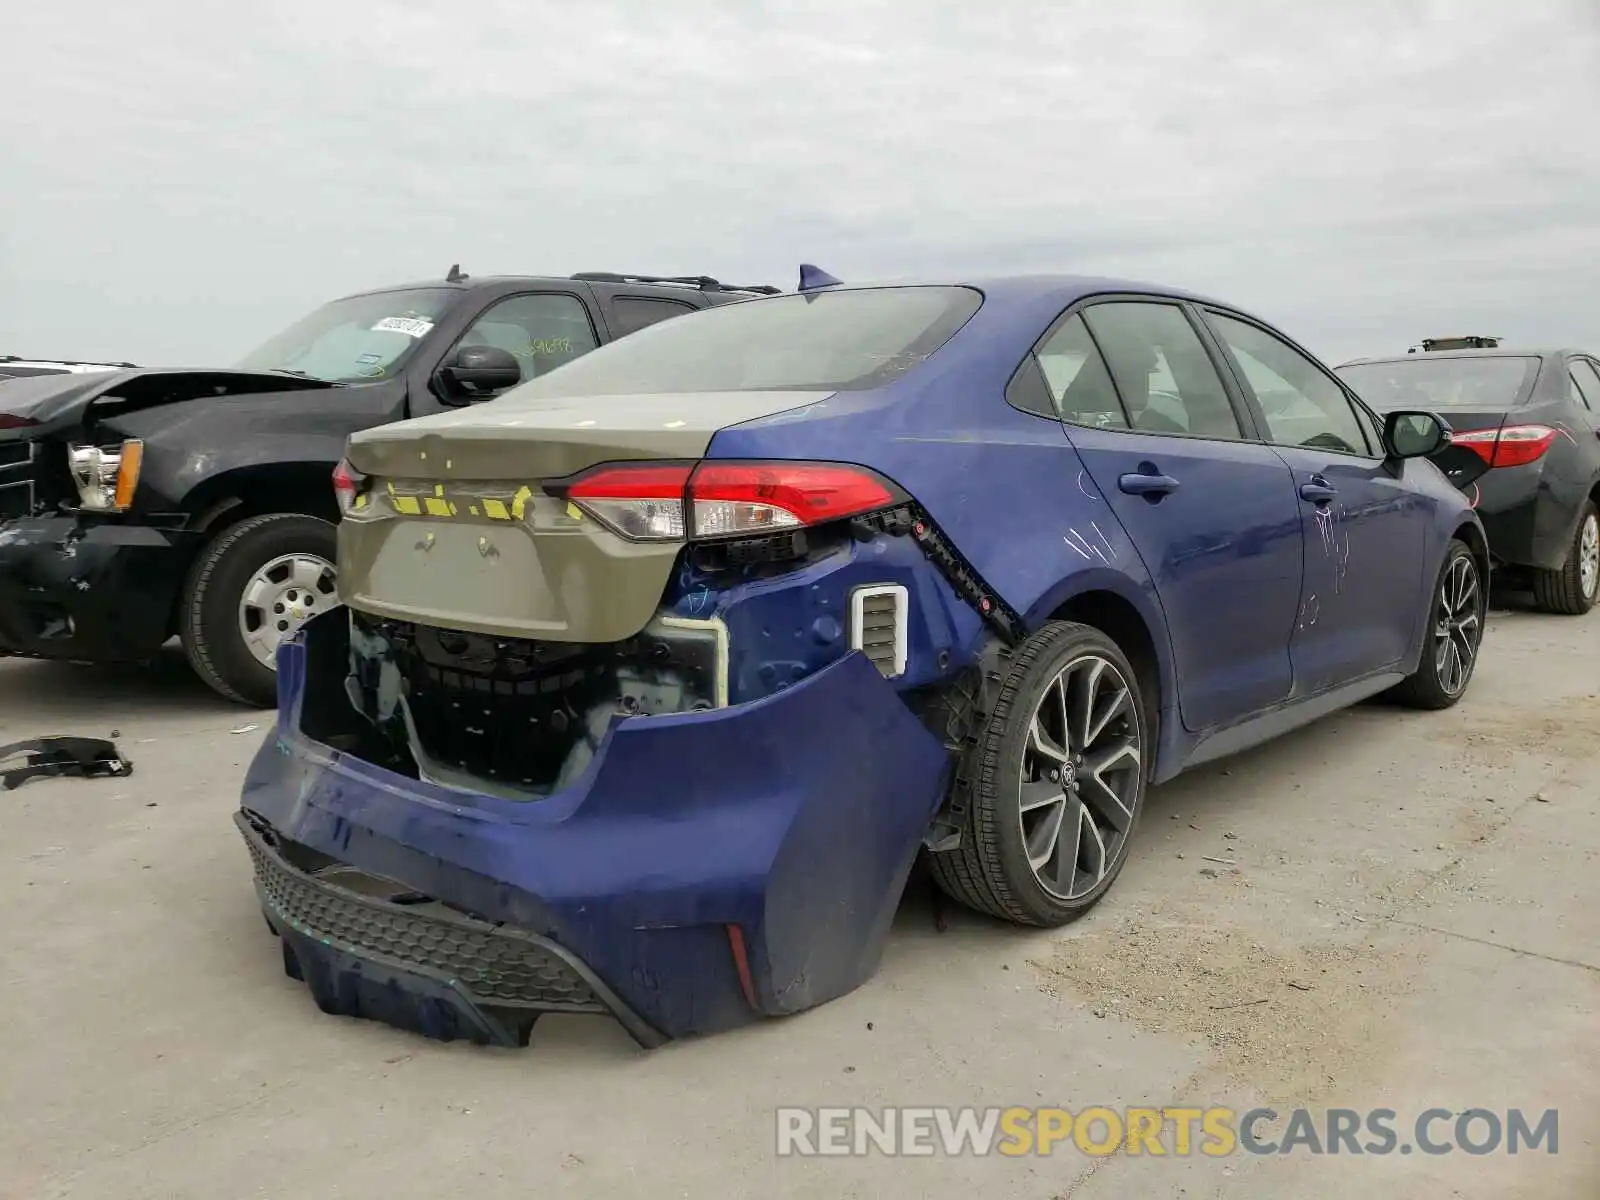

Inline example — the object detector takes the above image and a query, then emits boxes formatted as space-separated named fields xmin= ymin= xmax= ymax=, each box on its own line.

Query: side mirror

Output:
xmin=438 ymin=344 xmax=522 ymax=400
xmin=1382 ymin=409 xmax=1450 ymax=460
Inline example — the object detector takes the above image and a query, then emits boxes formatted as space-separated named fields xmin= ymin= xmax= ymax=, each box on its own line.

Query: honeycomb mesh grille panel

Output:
xmin=244 ymin=831 xmax=601 ymax=1010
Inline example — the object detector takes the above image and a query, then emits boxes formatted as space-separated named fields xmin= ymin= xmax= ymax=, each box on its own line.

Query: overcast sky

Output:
xmin=3 ymin=0 xmax=1597 ymax=367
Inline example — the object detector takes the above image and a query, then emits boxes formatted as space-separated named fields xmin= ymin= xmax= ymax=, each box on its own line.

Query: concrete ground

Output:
xmin=1 ymin=598 xmax=1596 ymax=1200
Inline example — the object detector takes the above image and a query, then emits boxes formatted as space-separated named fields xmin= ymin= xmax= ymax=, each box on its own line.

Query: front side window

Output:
xmin=1033 ymin=314 xmax=1127 ymax=428
xmin=1079 ymin=302 xmax=1243 ymax=439
xmin=454 ymin=293 xmax=600 ymax=381
xmin=236 ymin=287 xmax=456 ymax=384
xmin=501 ymin=285 xmax=983 ymax=398
xmin=1206 ymin=312 xmax=1372 ymax=455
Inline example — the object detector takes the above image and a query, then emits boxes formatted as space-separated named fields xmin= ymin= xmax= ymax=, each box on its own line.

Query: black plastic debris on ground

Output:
xmin=0 ymin=737 xmax=134 ymax=790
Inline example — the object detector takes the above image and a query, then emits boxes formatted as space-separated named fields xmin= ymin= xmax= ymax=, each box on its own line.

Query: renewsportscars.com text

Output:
xmin=775 ymin=1106 xmax=1559 ymax=1158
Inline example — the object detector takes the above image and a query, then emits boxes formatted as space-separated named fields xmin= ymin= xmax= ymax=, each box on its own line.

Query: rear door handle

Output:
xmin=1119 ymin=472 xmax=1180 ymax=496
xmin=1299 ymin=482 xmax=1337 ymax=504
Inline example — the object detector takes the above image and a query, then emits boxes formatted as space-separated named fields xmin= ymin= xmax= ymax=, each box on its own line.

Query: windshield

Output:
xmin=1335 ymin=356 xmax=1540 ymax=413
xmin=236 ymin=288 xmax=457 ymax=383
xmin=501 ymin=285 xmax=983 ymax=398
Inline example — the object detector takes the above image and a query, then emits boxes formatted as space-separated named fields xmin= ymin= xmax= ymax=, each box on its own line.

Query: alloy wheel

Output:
xmin=1579 ymin=513 xmax=1599 ymax=602
xmin=1018 ymin=655 xmax=1142 ymax=901
xmin=237 ymin=553 xmax=339 ymax=669
xmin=1433 ymin=554 xmax=1481 ymax=697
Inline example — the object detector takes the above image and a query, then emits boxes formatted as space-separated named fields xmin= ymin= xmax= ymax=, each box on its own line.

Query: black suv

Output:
xmin=0 ymin=268 xmax=778 ymax=705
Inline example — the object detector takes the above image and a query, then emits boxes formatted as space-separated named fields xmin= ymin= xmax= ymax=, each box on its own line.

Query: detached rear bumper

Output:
xmin=239 ymin=618 xmax=952 ymax=1047
xmin=239 ymin=810 xmax=666 ymax=1047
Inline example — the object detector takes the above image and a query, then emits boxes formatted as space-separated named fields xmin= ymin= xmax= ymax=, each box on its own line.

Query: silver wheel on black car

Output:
xmin=179 ymin=513 xmax=340 ymax=707
xmin=928 ymin=620 xmax=1149 ymax=927
xmin=1388 ymin=538 xmax=1485 ymax=710
xmin=236 ymin=552 xmax=339 ymax=669
xmin=1532 ymin=501 xmax=1599 ymax=616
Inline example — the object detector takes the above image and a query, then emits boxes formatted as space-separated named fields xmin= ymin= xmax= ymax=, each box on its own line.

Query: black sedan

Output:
xmin=1337 ymin=346 xmax=1600 ymax=615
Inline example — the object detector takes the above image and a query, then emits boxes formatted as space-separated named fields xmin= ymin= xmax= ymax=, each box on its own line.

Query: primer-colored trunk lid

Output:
xmin=338 ymin=389 xmax=831 ymax=642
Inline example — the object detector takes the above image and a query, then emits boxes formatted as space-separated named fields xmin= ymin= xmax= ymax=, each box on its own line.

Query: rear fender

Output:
xmin=663 ymin=528 xmax=988 ymax=702
xmin=705 ymin=367 xmax=1156 ymax=658
xmin=1023 ymin=564 xmax=1177 ymax=714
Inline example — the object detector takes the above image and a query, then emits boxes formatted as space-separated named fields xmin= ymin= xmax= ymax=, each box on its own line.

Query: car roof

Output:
xmin=1337 ymin=348 xmax=1585 ymax=367
xmin=337 ymin=271 xmax=1236 ymax=313
xmin=800 ymin=273 xmax=1233 ymax=308
xmin=333 ymin=274 xmax=777 ymax=304
xmin=766 ymin=274 xmax=1272 ymax=351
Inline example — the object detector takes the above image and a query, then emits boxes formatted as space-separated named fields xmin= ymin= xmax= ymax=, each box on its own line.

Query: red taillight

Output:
xmin=567 ymin=463 xmax=695 ymax=499
xmin=692 ymin=463 xmax=897 ymax=536
xmin=566 ymin=463 xmax=694 ymax=540
xmin=560 ymin=460 xmax=901 ymax=542
xmin=0 ymin=414 xmax=39 ymax=431
xmin=1449 ymin=424 xmax=1557 ymax=469
xmin=332 ymin=458 xmax=367 ymax=514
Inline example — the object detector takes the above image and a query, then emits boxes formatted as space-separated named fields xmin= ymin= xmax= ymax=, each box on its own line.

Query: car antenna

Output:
xmin=446 ymin=263 xmax=468 ymax=283
xmin=798 ymin=263 xmax=842 ymax=292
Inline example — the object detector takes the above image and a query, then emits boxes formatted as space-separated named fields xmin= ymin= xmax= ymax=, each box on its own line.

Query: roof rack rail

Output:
xmin=571 ymin=272 xmax=781 ymax=296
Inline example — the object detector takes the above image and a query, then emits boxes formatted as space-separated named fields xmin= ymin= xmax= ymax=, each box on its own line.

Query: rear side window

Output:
xmin=611 ymin=296 xmax=698 ymax=337
xmin=1080 ymin=302 xmax=1244 ymax=439
xmin=500 ymin=286 xmax=983 ymax=396
xmin=1033 ymin=314 xmax=1127 ymax=428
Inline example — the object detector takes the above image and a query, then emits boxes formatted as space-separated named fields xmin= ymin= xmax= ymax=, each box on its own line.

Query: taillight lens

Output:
xmin=561 ymin=460 xmax=903 ymax=542
xmin=332 ymin=458 xmax=368 ymax=514
xmin=1449 ymin=424 xmax=1557 ymax=469
xmin=691 ymin=463 xmax=898 ymax=536
xmin=565 ymin=463 xmax=694 ymax=540
xmin=0 ymin=414 xmax=40 ymax=431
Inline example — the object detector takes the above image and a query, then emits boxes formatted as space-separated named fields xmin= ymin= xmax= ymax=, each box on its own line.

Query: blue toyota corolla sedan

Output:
xmin=240 ymin=269 xmax=1487 ymax=1048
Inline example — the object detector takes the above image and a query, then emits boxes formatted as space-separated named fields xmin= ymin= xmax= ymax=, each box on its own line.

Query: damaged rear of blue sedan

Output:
xmin=239 ymin=271 xmax=1488 ymax=1048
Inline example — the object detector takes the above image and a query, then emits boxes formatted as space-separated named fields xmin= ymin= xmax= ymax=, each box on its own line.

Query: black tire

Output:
xmin=1389 ymin=538 xmax=1484 ymax=710
xmin=1531 ymin=500 xmax=1599 ymax=616
xmin=927 ymin=620 xmax=1150 ymax=927
xmin=179 ymin=513 xmax=339 ymax=707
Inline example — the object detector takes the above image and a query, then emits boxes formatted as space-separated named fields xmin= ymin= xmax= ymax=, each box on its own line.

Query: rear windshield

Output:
xmin=500 ymin=285 xmax=983 ymax=397
xmin=1334 ymin=356 xmax=1540 ymax=412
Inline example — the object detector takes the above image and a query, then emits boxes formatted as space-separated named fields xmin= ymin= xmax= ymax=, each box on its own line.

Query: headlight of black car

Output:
xmin=67 ymin=439 xmax=143 ymax=511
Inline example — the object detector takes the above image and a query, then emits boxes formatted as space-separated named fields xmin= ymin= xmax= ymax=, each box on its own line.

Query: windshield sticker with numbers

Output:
xmin=371 ymin=316 xmax=435 ymax=339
